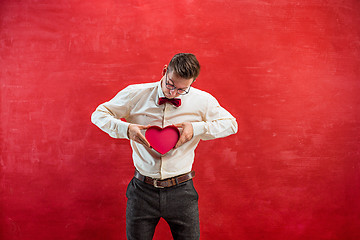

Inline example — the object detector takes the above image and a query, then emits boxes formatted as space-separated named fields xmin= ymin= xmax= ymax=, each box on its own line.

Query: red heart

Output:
xmin=145 ymin=125 xmax=180 ymax=155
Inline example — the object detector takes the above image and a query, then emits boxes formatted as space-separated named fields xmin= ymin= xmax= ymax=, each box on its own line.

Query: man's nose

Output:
xmin=169 ymin=89 xmax=177 ymax=96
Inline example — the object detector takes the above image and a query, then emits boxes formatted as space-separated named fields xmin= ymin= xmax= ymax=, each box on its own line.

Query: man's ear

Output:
xmin=162 ymin=65 xmax=168 ymax=76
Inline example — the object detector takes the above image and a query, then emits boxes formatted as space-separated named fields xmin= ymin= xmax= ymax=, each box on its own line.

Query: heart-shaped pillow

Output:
xmin=145 ymin=125 xmax=180 ymax=155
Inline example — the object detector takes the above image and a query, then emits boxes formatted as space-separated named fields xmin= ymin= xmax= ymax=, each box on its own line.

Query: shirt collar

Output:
xmin=157 ymin=80 xmax=165 ymax=98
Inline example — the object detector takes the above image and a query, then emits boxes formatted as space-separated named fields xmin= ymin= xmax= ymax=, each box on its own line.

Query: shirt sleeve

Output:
xmin=191 ymin=94 xmax=238 ymax=140
xmin=91 ymin=86 xmax=134 ymax=139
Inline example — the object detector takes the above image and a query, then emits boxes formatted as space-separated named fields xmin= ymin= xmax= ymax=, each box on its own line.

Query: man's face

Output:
xmin=161 ymin=69 xmax=194 ymax=99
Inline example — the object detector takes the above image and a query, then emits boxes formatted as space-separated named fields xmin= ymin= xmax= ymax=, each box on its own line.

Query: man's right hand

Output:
xmin=127 ymin=124 xmax=151 ymax=148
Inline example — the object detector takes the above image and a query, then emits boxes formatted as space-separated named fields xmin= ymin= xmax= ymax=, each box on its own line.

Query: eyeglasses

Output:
xmin=165 ymin=71 xmax=193 ymax=95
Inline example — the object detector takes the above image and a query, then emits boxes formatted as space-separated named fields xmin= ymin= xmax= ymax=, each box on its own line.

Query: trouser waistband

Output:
xmin=134 ymin=170 xmax=195 ymax=188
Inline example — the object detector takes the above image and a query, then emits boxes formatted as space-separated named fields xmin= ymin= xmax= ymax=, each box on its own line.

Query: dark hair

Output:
xmin=168 ymin=53 xmax=200 ymax=80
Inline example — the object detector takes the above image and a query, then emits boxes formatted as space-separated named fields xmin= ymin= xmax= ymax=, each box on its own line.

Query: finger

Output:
xmin=174 ymin=123 xmax=183 ymax=128
xmin=135 ymin=137 xmax=148 ymax=147
xmin=175 ymin=136 xmax=186 ymax=149
xmin=175 ymin=140 xmax=182 ymax=149
xmin=137 ymin=136 xmax=149 ymax=147
xmin=137 ymin=134 xmax=151 ymax=148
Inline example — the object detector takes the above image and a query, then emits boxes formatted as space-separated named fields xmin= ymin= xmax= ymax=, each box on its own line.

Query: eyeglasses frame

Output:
xmin=164 ymin=71 xmax=195 ymax=95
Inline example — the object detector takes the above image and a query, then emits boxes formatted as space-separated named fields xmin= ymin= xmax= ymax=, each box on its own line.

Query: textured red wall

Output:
xmin=1 ymin=0 xmax=360 ymax=239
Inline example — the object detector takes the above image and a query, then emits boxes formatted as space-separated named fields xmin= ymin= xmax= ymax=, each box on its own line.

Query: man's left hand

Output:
xmin=174 ymin=122 xmax=193 ymax=149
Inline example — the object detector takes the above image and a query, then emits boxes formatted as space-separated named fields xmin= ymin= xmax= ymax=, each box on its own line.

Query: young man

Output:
xmin=91 ymin=53 xmax=237 ymax=240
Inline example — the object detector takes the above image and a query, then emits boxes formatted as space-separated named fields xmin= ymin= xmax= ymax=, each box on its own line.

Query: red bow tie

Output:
xmin=158 ymin=97 xmax=181 ymax=107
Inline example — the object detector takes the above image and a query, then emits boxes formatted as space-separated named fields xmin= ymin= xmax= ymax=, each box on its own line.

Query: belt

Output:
xmin=134 ymin=170 xmax=195 ymax=188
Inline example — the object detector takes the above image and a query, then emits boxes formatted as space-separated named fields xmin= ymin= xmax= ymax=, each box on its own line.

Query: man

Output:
xmin=91 ymin=53 xmax=237 ymax=240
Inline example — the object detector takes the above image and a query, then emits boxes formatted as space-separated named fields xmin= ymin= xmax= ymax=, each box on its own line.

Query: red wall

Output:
xmin=1 ymin=0 xmax=360 ymax=239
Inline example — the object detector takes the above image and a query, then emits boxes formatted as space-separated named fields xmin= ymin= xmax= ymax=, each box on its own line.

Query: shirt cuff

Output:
xmin=114 ymin=119 xmax=131 ymax=139
xmin=191 ymin=121 xmax=207 ymax=137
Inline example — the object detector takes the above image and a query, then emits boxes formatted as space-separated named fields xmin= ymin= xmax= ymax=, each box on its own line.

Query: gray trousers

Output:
xmin=126 ymin=177 xmax=200 ymax=240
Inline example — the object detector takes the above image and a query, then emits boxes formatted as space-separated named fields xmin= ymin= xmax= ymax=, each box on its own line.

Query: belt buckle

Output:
xmin=153 ymin=179 xmax=164 ymax=188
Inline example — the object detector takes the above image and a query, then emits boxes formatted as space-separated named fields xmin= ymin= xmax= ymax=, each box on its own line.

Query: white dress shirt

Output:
xmin=91 ymin=80 xmax=238 ymax=179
